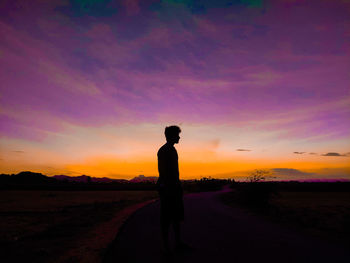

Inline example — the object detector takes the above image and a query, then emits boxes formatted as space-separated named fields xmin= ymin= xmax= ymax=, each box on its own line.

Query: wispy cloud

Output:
xmin=293 ymin=151 xmax=305 ymax=154
xmin=236 ymin=149 xmax=251 ymax=152
xmin=321 ymin=152 xmax=348 ymax=157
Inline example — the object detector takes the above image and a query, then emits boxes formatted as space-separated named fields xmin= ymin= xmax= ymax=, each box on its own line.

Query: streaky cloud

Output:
xmin=321 ymin=152 xmax=347 ymax=157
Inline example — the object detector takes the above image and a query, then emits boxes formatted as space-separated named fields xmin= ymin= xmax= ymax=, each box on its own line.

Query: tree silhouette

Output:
xmin=247 ymin=169 xmax=270 ymax=183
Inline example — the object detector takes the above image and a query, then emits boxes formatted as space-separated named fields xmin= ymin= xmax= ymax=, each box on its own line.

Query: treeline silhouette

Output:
xmin=0 ymin=171 xmax=231 ymax=191
xmin=227 ymin=181 xmax=350 ymax=208
xmin=2 ymin=171 xmax=348 ymax=193
xmin=183 ymin=177 xmax=232 ymax=192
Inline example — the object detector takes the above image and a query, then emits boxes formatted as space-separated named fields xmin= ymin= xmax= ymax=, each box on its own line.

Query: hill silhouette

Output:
xmin=0 ymin=171 xmax=158 ymax=190
xmin=129 ymin=174 xmax=158 ymax=183
xmin=53 ymin=174 xmax=128 ymax=183
xmin=0 ymin=171 xmax=56 ymax=185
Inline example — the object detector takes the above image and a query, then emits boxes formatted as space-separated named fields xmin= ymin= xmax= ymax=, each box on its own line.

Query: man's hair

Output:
xmin=164 ymin=125 xmax=181 ymax=141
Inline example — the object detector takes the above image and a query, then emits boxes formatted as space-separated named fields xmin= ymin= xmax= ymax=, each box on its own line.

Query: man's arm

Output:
xmin=158 ymin=152 xmax=167 ymax=178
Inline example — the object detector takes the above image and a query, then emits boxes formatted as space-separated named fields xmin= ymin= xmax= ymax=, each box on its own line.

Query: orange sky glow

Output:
xmin=1 ymin=123 xmax=349 ymax=180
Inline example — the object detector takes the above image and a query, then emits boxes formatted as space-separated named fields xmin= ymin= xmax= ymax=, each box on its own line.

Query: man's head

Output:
xmin=164 ymin=125 xmax=181 ymax=144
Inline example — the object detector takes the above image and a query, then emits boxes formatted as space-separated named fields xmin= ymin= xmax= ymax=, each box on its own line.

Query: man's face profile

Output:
xmin=174 ymin=134 xmax=180 ymax=144
xmin=168 ymin=133 xmax=180 ymax=144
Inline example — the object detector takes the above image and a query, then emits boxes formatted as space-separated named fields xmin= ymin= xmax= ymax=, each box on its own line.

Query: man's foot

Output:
xmin=161 ymin=244 xmax=172 ymax=256
xmin=175 ymin=241 xmax=193 ymax=252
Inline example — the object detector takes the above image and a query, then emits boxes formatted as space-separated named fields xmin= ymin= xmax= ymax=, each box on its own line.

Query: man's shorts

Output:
xmin=159 ymin=188 xmax=184 ymax=222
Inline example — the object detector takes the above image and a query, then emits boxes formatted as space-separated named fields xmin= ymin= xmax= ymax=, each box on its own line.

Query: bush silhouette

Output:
xmin=247 ymin=169 xmax=270 ymax=183
xmin=234 ymin=170 xmax=277 ymax=208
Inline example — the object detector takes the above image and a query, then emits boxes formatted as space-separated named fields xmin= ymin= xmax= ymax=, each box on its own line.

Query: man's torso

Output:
xmin=157 ymin=143 xmax=181 ymax=192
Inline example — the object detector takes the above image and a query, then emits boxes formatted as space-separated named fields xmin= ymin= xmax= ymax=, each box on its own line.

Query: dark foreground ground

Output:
xmin=0 ymin=190 xmax=158 ymax=262
xmin=104 ymin=185 xmax=350 ymax=263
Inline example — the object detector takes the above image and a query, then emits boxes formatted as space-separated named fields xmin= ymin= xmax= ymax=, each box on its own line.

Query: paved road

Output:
xmin=104 ymin=186 xmax=350 ymax=263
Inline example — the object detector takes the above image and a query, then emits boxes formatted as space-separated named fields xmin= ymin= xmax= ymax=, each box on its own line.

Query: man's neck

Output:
xmin=166 ymin=141 xmax=175 ymax=147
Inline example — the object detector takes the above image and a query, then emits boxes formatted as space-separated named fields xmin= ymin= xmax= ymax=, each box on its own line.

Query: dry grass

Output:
xmin=269 ymin=191 xmax=350 ymax=244
xmin=0 ymin=190 xmax=156 ymax=212
xmin=221 ymin=189 xmax=350 ymax=245
xmin=0 ymin=190 xmax=158 ymax=262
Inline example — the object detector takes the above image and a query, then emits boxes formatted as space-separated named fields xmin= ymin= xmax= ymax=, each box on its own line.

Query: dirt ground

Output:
xmin=268 ymin=191 xmax=350 ymax=244
xmin=221 ymin=190 xmax=350 ymax=246
xmin=0 ymin=190 xmax=157 ymax=262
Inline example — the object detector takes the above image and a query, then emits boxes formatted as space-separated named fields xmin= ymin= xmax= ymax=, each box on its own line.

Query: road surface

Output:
xmin=104 ymin=186 xmax=350 ymax=263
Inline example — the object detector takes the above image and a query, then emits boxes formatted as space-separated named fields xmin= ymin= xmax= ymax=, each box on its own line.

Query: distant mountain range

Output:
xmin=0 ymin=171 xmax=158 ymax=184
xmin=52 ymin=174 xmax=129 ymax=183
xmin=0 ymin=171 xmax=161 ymax=190
xmin=53 ymin=174 xmax=158 ymax=183
xmin=129 ymin=174 xmax=158 ymax=183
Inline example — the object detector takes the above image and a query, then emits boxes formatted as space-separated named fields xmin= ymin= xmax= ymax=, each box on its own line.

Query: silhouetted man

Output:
xmin=157 ymin=125 xmax=187 ymax=253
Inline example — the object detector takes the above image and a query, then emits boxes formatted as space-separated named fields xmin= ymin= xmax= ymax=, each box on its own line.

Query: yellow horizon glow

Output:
xmin=1 ymin=154 xmax=349 ymax=180
xmin=1 ymin=123 xmax=349 ymax=180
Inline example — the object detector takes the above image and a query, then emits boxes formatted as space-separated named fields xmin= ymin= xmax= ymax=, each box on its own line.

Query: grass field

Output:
xmin=0 ymin=190 xmax=158 ymax=262
xmin=221 ymin=188 xmax=350 ymax=246
xmin=269 ymin=191 xmax=350 ymax=244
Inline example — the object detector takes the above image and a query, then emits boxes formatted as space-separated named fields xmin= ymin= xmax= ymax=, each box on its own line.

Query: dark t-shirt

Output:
xmin=157 ymin=143 xmax=184 ymax=221
xmin=157 ymin=143 xmax=181 ymax=193
xmin=157 ymin=143 xmax=180 ymax=188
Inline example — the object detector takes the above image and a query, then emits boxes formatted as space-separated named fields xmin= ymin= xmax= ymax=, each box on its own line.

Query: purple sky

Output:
xmin=0 ymin=0 xmax=349 ymax=179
